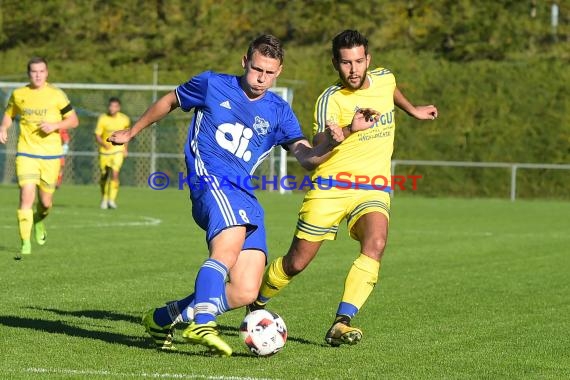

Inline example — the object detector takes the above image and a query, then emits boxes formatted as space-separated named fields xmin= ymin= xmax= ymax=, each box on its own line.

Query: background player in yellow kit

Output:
xmin=251 ymin=30 xmax=438 ymax=346
xmin=0 ymin=57 xmax=79 ymax=256
xmin=95 ymin=97 xmax=130 ymax=209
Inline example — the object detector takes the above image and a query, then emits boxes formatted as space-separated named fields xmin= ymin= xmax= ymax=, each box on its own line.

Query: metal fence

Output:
xmin=391 ymin=159 xmax=570 ymax=201
xmin=0 ymin=82 xmax=291 ymax=191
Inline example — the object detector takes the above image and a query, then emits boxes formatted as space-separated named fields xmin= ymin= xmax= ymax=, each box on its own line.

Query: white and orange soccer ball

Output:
xmin=239 ymin=309 xmax=287 ymax=356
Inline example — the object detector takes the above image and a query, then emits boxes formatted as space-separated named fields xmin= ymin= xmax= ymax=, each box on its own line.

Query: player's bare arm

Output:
xmin=394 ymin=87 xmax=438 ymax=120
xmin=95 ymin=133 xmax=112 ymax=150
xmin=39 ymin=110 xmax=79 ymax=134
xmin=294 ymin=108 xmax=380 ymax=170
xmin=0 ymin=114 xmax=13 ymax=144
xmin=108 ymin=91 xmax=179 ymax=145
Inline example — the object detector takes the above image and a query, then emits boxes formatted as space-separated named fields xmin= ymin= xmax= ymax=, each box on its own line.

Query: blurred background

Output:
xmin=0 ymin=0 xmax=568 ymax=199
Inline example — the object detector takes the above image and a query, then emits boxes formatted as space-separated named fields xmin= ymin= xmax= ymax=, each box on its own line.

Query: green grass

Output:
xmin=1 ymin=185 xmax=569 ymax=379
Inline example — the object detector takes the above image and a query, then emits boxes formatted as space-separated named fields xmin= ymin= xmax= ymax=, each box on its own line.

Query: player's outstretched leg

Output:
xmin=325 ymin=254 xmax=380 ymax=347
xmin=141 ymin=308 xmax=177 ymax=351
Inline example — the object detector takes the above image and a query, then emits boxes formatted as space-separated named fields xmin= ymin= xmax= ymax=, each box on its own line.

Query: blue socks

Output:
xmin=153 ymin=293 xmax=196 ymax=327
xmin=336 ymin=301 xmax=359 ymax=319
xmin=151 ymin=258 xmax=229 ymax=326
xmin=193 ymin=258 xmax=229 ymax=324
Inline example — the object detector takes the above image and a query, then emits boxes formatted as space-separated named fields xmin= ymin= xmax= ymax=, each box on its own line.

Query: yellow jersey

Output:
xmin=95 ymin=112 xmax=130 ymax=154
xmin=312 ymin=68 xmax=396 ymax=189
xmin=5 ymin=83 xmax=74 ymax=158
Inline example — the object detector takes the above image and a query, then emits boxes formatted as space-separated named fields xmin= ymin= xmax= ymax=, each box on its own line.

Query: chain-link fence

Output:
xmin=0 ymin=82 xmax=291 ymax=189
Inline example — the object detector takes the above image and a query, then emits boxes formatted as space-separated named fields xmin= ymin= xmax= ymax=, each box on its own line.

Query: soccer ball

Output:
xmin=240 ymin=309 xmax=287 ymax=356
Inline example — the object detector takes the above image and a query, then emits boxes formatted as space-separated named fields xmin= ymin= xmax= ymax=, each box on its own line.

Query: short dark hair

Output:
xmin=108 ymin=97 xmax=121 ymax=105
xmin=27 ymin=56 xmax=48 ymax=73
xmin=332 ymin=30 xmax=369 ymax=62
xmin=246 ymin=34 xmax=284 ymax=64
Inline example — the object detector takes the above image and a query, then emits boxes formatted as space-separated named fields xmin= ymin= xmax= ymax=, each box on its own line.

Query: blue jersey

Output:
xmin=177 ymin=71 xmax=305 ymax=194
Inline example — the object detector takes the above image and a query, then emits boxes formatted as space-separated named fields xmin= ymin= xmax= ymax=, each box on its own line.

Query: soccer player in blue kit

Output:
xmin=108 ymin=34 xmax=379 ymax=356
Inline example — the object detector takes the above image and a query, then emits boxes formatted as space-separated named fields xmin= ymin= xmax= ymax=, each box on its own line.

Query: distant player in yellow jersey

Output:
xmin=95 ymin=97 xmax=130 ymax=209
xmin=0 ymin=57 xmax=79 ymax=257
xmin=251 ymin=30 xmax=438 ymax=346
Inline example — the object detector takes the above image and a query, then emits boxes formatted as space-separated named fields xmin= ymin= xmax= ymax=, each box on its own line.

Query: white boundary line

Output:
xmin=23 ymin=367 xmax=277 ymax=380
xmin=393 ymin=229 xmax=569 ymax=239
xmin=0 ymin=216 xmax=162 ymax=229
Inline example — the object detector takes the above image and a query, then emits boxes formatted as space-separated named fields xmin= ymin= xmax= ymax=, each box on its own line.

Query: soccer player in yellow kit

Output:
xmin=95 ymin=97 xmax=130 ymax=209
xmin=0 ymin=57 xmax=79 ymax=256
xmin=251 ymin=30 xmax=438 ymax=346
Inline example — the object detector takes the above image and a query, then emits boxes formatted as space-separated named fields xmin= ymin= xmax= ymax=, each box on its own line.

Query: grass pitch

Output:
xmin=1 ymin=184 xmax=569 ymax=379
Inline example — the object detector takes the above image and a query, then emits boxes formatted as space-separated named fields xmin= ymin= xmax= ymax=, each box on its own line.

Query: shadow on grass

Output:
xmin=26 ymin=307 xmax=322 ymax=347
xmin=28 ymin=307 xmax=141 ymax=324
xmin=0 ymin=315 xmax=254 ymax=357
xmin=0 ymin=314 xmax=148 ymax=348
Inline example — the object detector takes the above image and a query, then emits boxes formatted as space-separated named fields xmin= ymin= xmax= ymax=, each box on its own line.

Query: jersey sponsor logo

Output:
xmin=253 ymin=116 xmax=270 ymax=136
xmin=358 ymin=129 xmax=392 ymax=142
xmin=376 ymin=109 xmax=394 ymax=126
xmin=215 ymin=122 xmax=253 ymax=162
xmin=22 ymin=108 xmax=48 ymax=117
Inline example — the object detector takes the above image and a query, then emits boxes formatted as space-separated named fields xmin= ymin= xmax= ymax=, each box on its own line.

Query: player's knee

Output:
xmin=362 ymin=236 xmax=387 ymax=259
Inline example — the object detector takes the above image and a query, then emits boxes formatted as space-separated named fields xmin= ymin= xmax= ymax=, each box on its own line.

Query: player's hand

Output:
xmin=39 ymin=121 xmax=58 ymax=134
xmin=0 ymin=127 xmax=7 ymax=144
xmin=412 ymin=105 xmax=438 ymax=120
xmin=107 ymin=129 xmax=132 ymax=145
xmin=325 ymin=120 xmax=344 ymax=147
xmin=350 ymin=108 xmax=380 ymax=132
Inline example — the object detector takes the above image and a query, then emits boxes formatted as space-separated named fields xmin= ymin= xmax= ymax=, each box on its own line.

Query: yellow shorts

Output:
xmin=99 ymin=153 xmax=125 ymax=173
xmin=295 ymin=187 xmax=391 ymax=242
xmin=16 ymin=155 xmax=60 ymax=194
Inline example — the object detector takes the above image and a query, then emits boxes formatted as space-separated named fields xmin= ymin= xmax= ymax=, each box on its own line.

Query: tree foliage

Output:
xmin=1 ymin=0 xmax=567 ymax=67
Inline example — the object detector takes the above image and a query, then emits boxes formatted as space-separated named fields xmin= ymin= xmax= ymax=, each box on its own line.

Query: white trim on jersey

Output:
xmin=250 ymin=147 xmax=274 ymax=175
xmin=191 ymin=110 xmax=237 ymax=226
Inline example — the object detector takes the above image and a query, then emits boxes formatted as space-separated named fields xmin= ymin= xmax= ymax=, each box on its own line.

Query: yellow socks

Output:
xmin=17 ymin=209 xmax=33 ymax=241
xmin=337 ymin=254 xmax=381 ymax=318
xmin=100 ymin=169 xmax=111 ymax=201
xmin=257 ymin=254 xmax=380 ymax=320
xmin=109 ymin=178 xmax=119 ymax=202
xmin=257 ymin=257 xmax=293 ymax=305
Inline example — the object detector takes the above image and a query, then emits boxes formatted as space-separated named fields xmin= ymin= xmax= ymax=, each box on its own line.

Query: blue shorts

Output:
xmin=188 ymin=174 xmax=267 ymax=256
